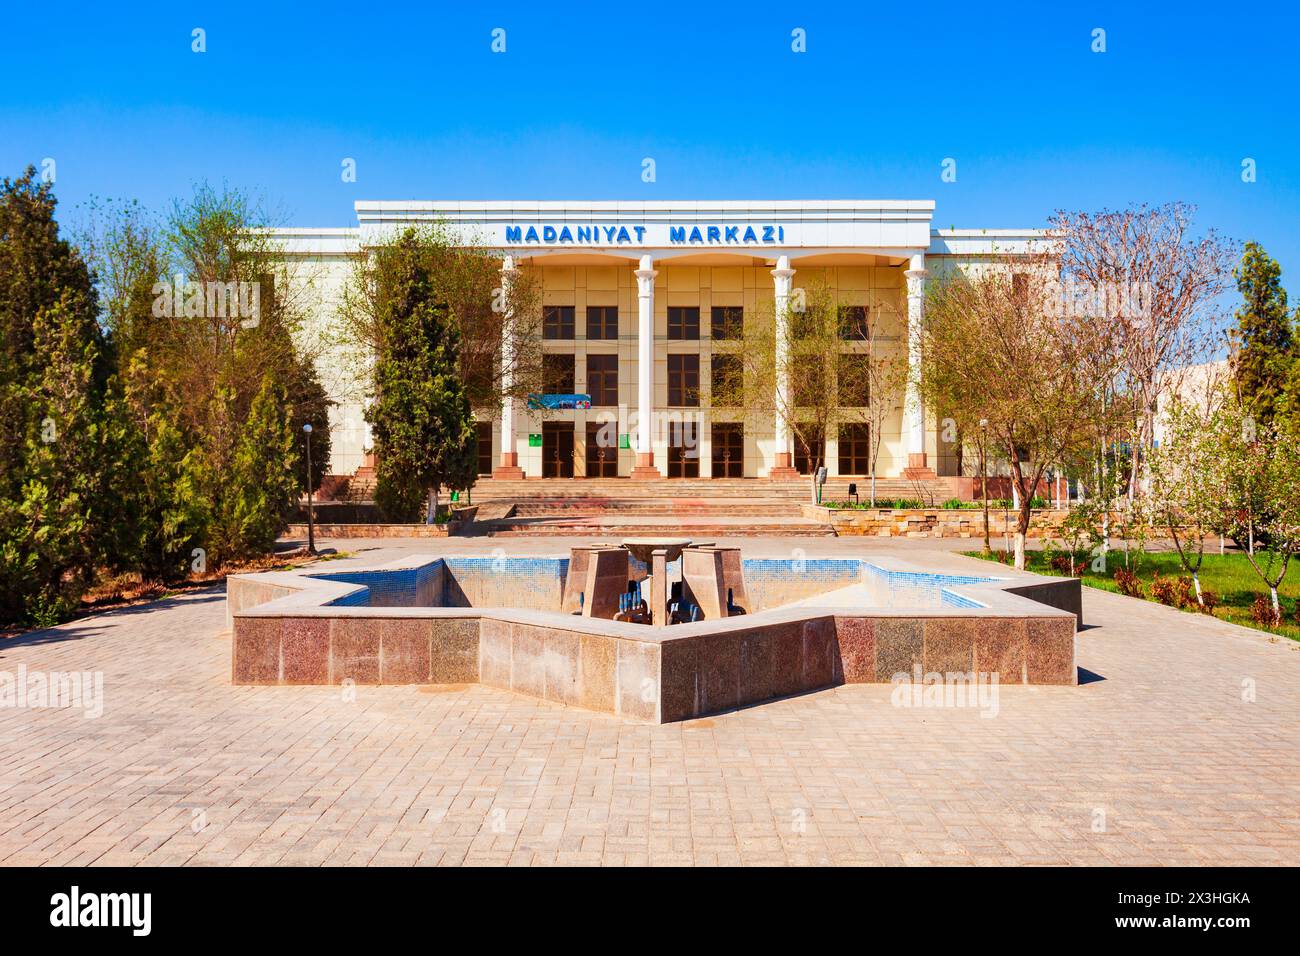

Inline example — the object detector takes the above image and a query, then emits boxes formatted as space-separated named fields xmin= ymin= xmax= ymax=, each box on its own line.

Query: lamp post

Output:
xmin=978 ymin=418 xmax=990 ymax=555
xmin=303 ymin=423 xmax=317 ymax=556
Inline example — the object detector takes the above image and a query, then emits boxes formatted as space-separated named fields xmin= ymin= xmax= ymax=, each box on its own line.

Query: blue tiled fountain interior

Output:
xmin=308 ymin=557 xmax=997 ymax=610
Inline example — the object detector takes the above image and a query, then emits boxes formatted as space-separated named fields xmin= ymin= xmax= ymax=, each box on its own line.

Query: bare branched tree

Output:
xmin=1052 ymin=203 xmax=1237 ymax=501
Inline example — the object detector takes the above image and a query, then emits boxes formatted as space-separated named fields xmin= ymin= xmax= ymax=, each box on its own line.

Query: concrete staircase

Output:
xmin=322 ymin=474 xmax=958 ymax=537
xmin=468 ymin=476 xmax=956 ymax=505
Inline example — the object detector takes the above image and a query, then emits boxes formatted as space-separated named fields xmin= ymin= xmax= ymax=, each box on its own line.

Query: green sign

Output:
xmin=618 ymin=433 xmax=630 ymax=449
xmin=528 ymin=433 xmax=542 ymax=448
xmin=450 ymin=491 xmax=459 ymax=502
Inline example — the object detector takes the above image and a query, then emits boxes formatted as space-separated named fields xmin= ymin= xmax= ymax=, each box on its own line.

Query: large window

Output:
xmin=711 ymin=353 xmax=742 ymax=407
xmin=543 ymin=353 xmax=575 ymax=393
xmin=793 ymin=360 xmax=828 ymax=408
xmin=838 ymin=305 xmax=869 ymax=341
xmin=710 ymin=305 xmax=743 ymax=340
xmin=667 ymin=354 xmax=700 ymax=407
xmin=838 ymin=423 xmax=871 ymax=475
xmin=586 ymin=305 xmax=618 ymax=340
xmin=837 ymin=354 xmax=870 ymax=406
xmin=543 ymin=305 xmax=575 ymax=340
xmin=667 ymin=306 xmax=700 ymax=341
xmin=586 ymin=353 xmax=618 ymax=406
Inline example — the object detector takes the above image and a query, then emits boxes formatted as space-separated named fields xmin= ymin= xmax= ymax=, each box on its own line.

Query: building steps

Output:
xmin=484 ymin=515 xmax=836 ymax=537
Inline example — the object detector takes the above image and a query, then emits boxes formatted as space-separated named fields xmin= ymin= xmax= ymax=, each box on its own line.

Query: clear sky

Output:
xmin=2 ymin=1 xmax=1298 ymax=282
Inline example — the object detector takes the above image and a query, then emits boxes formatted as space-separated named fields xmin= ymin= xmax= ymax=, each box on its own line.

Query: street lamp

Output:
xmin=978 ymin=418 xmax=990 ymax=555
xmin=303 ymin=423 xmax=317 ymax=556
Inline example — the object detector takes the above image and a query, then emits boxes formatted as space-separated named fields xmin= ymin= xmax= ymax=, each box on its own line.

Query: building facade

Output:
xmin=276 ymin=201 xmax=1045 ymax=481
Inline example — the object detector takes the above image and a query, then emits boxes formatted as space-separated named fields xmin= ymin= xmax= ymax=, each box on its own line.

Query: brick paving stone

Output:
xmin=1 ymin=542 xmax=1297 ymax=865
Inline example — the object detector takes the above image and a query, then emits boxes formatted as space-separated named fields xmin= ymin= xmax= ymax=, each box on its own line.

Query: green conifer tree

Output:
xmin=1232 ymin=241 xmax=1297 ymax=423
xmin=367 ymin=232 xmax=477 ymax=523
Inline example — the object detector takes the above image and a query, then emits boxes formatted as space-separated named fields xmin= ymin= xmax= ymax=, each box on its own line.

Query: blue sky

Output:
xmin=2 ymin=1 xmax=1298 ymax=283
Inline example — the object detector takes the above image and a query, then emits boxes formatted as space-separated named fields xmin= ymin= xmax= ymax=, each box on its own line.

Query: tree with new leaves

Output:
xmin=920 ymin=262 xmax=1123 ymax=569
xmin=1148 ymin=394 xmax=1230 ymax=605
xmin=82 ymin=184 xmax=328 ymax=567
xmin=853 ymin=298 xmax=907 ymax=506
xmin=1210 ymin=393 xmax=1300 ymax=620
xmin=711 ymin=276 xmax=885 ymax=502
xmin=366 ymin=230 xmax=478 ymax=522
xmin=1230 ymin=241 xmax=1296 ymax=425
xmin=339 ymin=221 xmax=544 ymax=420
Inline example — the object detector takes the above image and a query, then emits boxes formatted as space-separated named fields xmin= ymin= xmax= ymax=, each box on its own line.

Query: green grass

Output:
xmin=963 ymin=548 xmax=1300 ymax=642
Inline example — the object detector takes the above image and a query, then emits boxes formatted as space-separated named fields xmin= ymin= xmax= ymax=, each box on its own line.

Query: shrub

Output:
xmin=1049 ymin=553 xmax=1084 ymax=576
xmin=1113 ymin=567 xmax=1144 ymax=598
xmin=941 ymin=497 xmax=965 ymax=509
xmin=1151 ymin=574 xmax=1188 ymax=607
xmin=1251 ymin=594 xmax=1281 ymax=628
xmin=1198 ymin=589 xmax=1219 ymax=613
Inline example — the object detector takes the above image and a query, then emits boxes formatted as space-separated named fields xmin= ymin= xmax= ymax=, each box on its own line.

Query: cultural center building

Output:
xmin=278 ymin=201 xmax=1044 ymax=484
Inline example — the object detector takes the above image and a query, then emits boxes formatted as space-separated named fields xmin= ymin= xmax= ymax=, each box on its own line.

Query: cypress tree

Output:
xmin=367 ymin=231 xmax=477 ymax=523
xmin=1232 ymin=241 xmax=1296 ymax=423
xmin=0 ymin=169 xmax=111 ymax=625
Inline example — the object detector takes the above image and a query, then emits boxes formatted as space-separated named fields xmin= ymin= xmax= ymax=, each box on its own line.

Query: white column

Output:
xmin=770 ymin=255 xmax=797 ymax=476
xmin=904 ymin=252 xmax=929 ymax=473
xmin=493 ymin=256 xmax=524 ymax=478
xmin=632 ymin=255 xmax=660 ymax=477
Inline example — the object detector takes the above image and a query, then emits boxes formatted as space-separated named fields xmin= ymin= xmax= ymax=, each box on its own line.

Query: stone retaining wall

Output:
xmin=284 ymin=521 xmax=464 ymax=538
xmin=814 ymin=507 xmax=1085 ymax=539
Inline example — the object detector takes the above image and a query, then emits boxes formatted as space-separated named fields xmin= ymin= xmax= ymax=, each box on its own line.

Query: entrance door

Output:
xmin=585 ymin=423 xmax=618 ymax=477
xmin=794 ymin=427 xmax=826 ymax=475
xmin=542 ymin=422 xmax=575 ymax=478
xmin=666 ymin=420 xmax=700 ymax=478
xmin=837 ymin=422 xmax=870 ymax=475
xmin=711 ymin=423 xmax=743 ymax=478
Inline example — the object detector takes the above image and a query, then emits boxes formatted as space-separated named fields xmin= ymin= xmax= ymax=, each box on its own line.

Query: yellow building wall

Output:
xmin=522 ymin=261 xmax=912 ymax=478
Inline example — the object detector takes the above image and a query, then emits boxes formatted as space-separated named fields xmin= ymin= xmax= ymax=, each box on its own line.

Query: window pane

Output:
xmin=710 ymin=306 xmax=742 ymax=340
xmin=837 ymin=354 xmax=870 ymax=405
xmin=838 ymin=305 xmax=869 ymax=341
xmin=586 ymin=353 xmax=618 ymax=406
xmin=711 ymin=353 xmax=742 ymax=407
xmin=586 ymin=305 xmax=618 ymax=340
xmin=668 ymin=354 xmax=700 ymax=406
xmin=543 ymin=305 xmax=575 ymax=340
xmin=543 ymin=353 xmax=575 ymax=393
xmin=668 ymin=306 xmax=700 ymax=341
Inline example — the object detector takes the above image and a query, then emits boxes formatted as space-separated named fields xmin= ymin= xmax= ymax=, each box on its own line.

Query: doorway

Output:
xmin=711 ymin=423 xmax=743 ymax=477
xmin=542 ymin=422 xmax=575 ymax=478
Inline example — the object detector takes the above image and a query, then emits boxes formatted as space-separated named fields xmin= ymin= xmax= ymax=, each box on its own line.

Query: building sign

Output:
xmin=528 ymin=433 xmax=542 ymax=448
xmin=527 ymin=393 xmax=591 ymax=410
xmin=502 ymin=223 xmax=788 ymax=247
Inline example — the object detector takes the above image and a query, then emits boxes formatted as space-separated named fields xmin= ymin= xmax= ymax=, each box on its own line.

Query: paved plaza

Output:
xmin=1 ymin=538 xmax=1296 ymax=866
